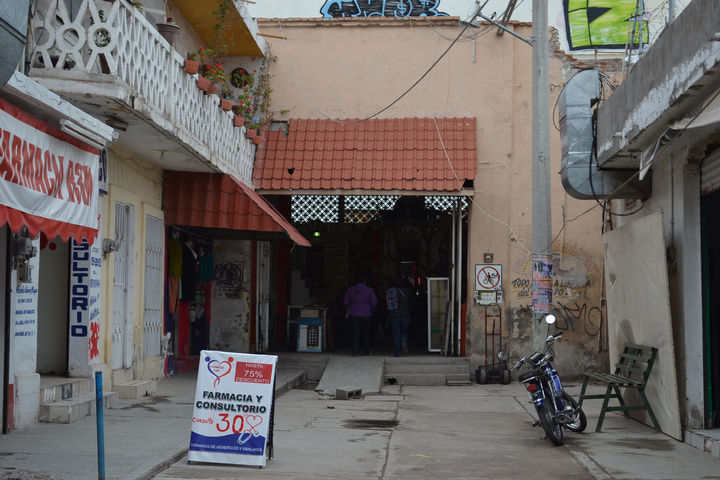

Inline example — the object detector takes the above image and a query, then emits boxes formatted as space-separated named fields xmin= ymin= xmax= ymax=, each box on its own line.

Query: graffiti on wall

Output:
xmin=517 ymin=301 xmax=603 ymax=337
xmin=321 ymin=0 xmax=447 ymax=18
xmin=564 ymin=0 xmax=649 ymax=50
xmin=509 ymin=242 xmax=603 ymax=337
xmin=511 ymin=243 xmax=599 ymax=300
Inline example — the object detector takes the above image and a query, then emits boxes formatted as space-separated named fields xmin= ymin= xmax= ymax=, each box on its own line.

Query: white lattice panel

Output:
xmin=143 ymin=215 xmax=163 ymax=358
xmin=32 ymin=0 xmax=255 ymax=184
xmin=291 ymin=195 xmax=467 ymax=223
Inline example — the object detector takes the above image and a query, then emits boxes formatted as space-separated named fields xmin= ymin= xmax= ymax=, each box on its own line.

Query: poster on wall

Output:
xmin=189 ymin=351 xmax=277 ymax=467
xmin=531 ymin=254 xmax=553 ymax=314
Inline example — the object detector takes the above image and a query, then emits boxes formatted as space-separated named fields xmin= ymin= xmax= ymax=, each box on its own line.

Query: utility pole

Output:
xmin=531 ymin=0 xmax=552 ymax=352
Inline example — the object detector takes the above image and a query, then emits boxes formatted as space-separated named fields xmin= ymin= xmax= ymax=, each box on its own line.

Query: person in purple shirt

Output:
xmin=344 ymin=275 xmax=378 ymax=356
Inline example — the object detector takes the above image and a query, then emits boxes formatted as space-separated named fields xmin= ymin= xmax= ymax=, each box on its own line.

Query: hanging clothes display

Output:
xmin=167 ymin=234 xmax=183 ymax=314
xmin=181 ymin=241 xmax=199 ymax=300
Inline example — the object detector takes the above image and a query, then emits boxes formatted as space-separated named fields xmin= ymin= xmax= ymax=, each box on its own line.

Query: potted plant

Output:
xmin=219 ymin=85 xmax=234 ymax=111
xmin=201 ymin=63 xmax=225 ymax=95
xmin=156 ymin=18 xmax=180 ymax=46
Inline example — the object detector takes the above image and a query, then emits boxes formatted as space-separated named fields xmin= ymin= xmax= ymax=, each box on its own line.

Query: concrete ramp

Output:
xmin=315 ymin=356 xmax=384 ymax=396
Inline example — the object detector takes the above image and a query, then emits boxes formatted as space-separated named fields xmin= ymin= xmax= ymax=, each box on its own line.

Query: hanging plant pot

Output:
xmin=185 ymin=59 xmax=200 ymax=75
xmin=234 ymin=115 xmax=245 ymax=128
xmin=252 ymin=136 xmax=264 ymax=146
xmin=156 ymin=23 xmax=181 ymax=46
xmin=197 ymin=76 xmax=211 ymax=92
xmin=245 ymin=128 xmax=257 ymax=139
xmin=207 ymin=82 xmax=219 ymax=95
xmin=220 ymin=99 xmax=233 ymax=111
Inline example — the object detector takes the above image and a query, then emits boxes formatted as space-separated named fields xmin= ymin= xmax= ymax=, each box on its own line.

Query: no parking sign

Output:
xmin=189 ymin=351 xmax=277 ymax=467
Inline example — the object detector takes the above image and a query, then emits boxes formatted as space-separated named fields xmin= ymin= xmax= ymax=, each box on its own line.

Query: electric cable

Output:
xmin=277 ymin=6 xmax=481 ymax=125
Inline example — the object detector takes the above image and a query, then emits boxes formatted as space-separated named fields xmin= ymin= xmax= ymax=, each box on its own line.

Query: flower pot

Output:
xmin=185 ymin=59 xmax=199 ymax=75
xmin=220 ymin=98 xmax=233 ymax=111
xmin=234 ymin=115 xmax=245 ymax=128
xmin=197 ymin=76 xmax=211 ymax=92
xmin=245 ymin=128 xmax=257 ymax=139
xmin=207 ymin=82 xmax=219 ymax=95
xmin=156 ymin=22 xmax=181 ymax=46
xmin=252 ymin=136 xmax=264 ymax=146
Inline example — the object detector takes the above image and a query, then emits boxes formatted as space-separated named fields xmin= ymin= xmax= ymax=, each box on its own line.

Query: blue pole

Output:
xmin=95 ymin=371 xmax=105 ymax=480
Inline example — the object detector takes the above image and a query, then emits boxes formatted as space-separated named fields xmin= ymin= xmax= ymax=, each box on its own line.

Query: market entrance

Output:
xmin=279 ymin=194 xmax=468 ymax=356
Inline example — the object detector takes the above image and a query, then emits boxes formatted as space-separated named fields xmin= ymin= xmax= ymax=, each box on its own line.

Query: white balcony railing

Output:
xmin=31 ymin=0 xmax=255 ymax=185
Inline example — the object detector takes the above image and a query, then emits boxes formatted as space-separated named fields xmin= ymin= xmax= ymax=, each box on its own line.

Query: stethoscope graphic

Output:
xmin=237 ymin=416 xmax=263 ymax=445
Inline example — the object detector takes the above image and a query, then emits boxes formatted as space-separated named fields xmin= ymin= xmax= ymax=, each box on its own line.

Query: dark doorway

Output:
xmin=284 ymin=195 xmax=467 ymax=356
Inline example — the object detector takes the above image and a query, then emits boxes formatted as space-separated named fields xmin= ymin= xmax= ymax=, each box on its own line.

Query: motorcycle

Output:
xmin=512 ymin=314 xmax=587 ymax=446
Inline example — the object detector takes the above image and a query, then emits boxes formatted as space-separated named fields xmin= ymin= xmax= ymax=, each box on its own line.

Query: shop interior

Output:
xmin=269 ymin=195 xmax=468 ymax=356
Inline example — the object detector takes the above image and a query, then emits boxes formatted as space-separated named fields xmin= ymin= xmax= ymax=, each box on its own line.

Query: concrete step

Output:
xmin=40 ymin=377 xmax=94 ymax=404
xmin=39 ymin=391 xmax=118 ymax=424
xmin=384 ymin=363 xmax=470 ymax=374
xmin=685 ymin=429 xmax=720 ymax=460
xmin=383 ymin=357 xmax=470 ymax=385
xmin=115 ymin=380 xmax=157 ymax=400
xmin=384 ymin=356 xmax=470 ymax=366
xmin=384 ymin=373 xmax=454 ymax=386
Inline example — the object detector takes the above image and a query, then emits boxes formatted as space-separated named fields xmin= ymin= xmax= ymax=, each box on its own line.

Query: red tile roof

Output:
xmin=253 ymin=117 xmax=476 ymax=193
xmin=163 ymin=172 xmax=311 ymax=246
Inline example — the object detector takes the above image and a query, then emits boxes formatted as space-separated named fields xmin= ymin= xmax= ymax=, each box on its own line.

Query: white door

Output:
xmin=143 ymin=215 xmax=163 ymax=358
xmin=256 ymin=241 xmax=270 ymax=352
xmin=112 ymin=203 xmax=134 ymax=370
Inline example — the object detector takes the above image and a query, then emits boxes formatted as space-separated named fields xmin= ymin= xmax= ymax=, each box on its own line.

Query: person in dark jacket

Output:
xmin=344 ymin=275 xmax=378 ymax=356
xmin=386 ymin=276 xmax=413 ymax=357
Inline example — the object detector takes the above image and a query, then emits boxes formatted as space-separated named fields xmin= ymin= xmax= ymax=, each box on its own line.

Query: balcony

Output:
xmin=27 ymin=0 xmax=264 ymax=185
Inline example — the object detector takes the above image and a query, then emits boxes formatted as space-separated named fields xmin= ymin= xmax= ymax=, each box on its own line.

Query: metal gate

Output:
xmin=256 ymin=241 xmax=270 ymax=352
xmin=112 ymin=203 xmax=134 ymax=370
xmin=143 ymin=215 xmax=163 ymax=357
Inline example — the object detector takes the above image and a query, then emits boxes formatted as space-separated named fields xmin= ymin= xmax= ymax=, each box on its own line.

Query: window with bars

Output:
xmin=291 ymin=195 xmax=468 ymax=224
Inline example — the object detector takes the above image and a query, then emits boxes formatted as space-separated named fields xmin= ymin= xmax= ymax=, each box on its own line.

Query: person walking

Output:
xmin=386 ymin=276 xmax=412 ymax=357
xmin=344 ymin=275 xmax=378 ymax=356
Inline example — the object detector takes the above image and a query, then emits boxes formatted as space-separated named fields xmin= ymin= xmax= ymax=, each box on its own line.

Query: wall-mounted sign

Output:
xmin=475 ymin=264 xmax=502 ymax=291
xmin=189 ymin=351 xmax=277 ymax=467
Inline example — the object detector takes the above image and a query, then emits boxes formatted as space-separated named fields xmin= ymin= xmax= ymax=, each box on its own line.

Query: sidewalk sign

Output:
xmin=188 ymin=351 xmax=277 ymax=467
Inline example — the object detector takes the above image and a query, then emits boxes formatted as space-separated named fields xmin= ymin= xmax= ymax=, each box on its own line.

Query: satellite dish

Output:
xmin=0 ymin=1 xmax=30 ymax=89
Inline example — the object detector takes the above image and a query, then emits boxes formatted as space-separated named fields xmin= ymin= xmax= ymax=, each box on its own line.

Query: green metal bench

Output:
xmin=577 ymin=344 xmax=660 ymax=432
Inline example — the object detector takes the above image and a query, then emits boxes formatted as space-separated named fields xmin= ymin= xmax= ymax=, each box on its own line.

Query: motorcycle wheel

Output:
xmin=536 ymin=404 xmax=564 ymax=446
xmin=561 ymin=392 xmax=587 ymax=433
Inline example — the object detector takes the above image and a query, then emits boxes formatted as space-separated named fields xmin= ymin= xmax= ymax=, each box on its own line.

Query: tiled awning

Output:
xmin=163 ymin=172 xmax=310 ymax=246
xmin=253 ymin=117 xmax=476 ymax=194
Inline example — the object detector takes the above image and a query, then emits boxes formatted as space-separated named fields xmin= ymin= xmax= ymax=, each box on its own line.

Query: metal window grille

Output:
xmin=291 ymin=195 xmax=468 ymax=224
xmin=425 ymin=196 xmax=469 ymax=214
xmin=291 ymin=195 xmax=339 ymax=223
xmin=143 ymin=215 xmax=164 ymax=358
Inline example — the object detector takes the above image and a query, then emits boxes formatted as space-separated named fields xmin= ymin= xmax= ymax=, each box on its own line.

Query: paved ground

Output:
xmin=0 ymin=360 xmax=718 ymax=480
xmin=154 ymin=382 xmax=720 ymax=480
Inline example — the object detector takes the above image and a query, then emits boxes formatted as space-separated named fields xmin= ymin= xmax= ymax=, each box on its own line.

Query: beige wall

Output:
xmin=99 ymin=146 xmax=165 ymax=387
xmin=258 ymin=17 xmax=605 ymax=375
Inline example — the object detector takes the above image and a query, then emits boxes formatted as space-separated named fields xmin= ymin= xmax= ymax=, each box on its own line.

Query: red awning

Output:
xmin=163 ymin=172 xmax=310 ymax=246
xmin=0 ymin=99 xmax=100 ymax=242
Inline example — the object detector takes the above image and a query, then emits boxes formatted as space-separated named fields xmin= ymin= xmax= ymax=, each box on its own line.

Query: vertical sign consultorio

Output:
xmin=69 ymin=233 xmax=102 ymax=376
xmin=189 ymin=351 xmax=277 ymax=467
